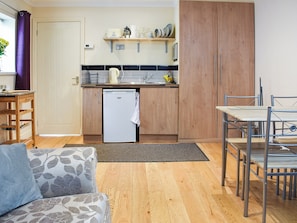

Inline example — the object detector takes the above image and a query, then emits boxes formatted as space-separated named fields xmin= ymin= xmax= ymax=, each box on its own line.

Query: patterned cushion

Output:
xmin=27 ymin=147 xmax=98 ymax=198
xmin=0 ymin=193 xmax=111 ymax=223
xmin=0 ymin=144 xmax=43 ymax=216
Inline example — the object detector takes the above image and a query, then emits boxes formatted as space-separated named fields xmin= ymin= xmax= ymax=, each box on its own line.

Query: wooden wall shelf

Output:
xmin=103 ymin=37 xmax=175 ymax=53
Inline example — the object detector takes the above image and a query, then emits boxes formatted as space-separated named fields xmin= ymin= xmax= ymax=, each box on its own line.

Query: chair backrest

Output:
xmin=224 ymin=94 xmax=262 ymax=137
xmin=271 ymin=95 xmax=297 ymax=107
xmin=265 ymin=106 xmax=297 ymax=151
xmin=224 ymin=95 xmax=261 ymax=106
xmin=270 ymin=95 xmax=297 ymax=136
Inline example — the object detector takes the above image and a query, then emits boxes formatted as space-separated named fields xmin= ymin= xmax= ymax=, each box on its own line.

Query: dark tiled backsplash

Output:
xmin=81 ymin=64 xmax=179 ymax=84
xmin=81 ymin=65 xmax=178 ymax=71
xmin=139 ymin=65 xmax=157 ymax=70
xmin=81 ymin=65 xmax=105 ymax=70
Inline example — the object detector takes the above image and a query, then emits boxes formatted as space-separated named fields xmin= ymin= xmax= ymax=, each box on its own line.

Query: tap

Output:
xmin=143 ymin=72 xmax=153 ymax=82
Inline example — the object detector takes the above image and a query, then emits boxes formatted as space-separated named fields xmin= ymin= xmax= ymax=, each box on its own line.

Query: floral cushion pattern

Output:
xmin=28 ymin=147 xmax=98 ymax=198
xmin=0 ymin=193 xmax=110 ymax=223
xmin=0 ymin=147 xmax=111 ymax=223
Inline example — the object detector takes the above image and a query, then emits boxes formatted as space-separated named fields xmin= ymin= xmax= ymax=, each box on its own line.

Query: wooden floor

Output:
xmin=34 ymin=136 xmax=297 ymax=223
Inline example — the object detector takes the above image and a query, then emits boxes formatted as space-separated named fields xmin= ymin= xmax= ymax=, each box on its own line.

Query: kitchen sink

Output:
xmin=119 ymin=81 xmax=166 ymax=85
xmin=119 ymin=82 xmax=145 ymax=85
xmin=93 ymin=81 xmax=170 ymax=86
xmin=115 ymin=81 xmax=165 ymax=85
xmin=144 ymin=81 xmax=166 ymax=84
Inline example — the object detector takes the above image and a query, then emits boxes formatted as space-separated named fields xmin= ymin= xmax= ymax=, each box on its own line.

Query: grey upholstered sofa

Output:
xmin=0 ymin=145 xmax=111 ymax=223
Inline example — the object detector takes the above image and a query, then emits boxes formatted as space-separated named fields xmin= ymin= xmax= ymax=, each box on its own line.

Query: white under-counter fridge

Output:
xmin=103 ymin=89 xmax=137 ymax=143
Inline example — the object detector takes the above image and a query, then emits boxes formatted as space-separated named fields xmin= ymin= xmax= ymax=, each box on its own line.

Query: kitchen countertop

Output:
xmin=81 ymin=83 xmax=179 ymax=88
xmin=0 ymin=90 xmax=34 ymax=96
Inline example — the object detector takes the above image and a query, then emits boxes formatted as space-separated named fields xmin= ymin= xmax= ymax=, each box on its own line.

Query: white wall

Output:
xmin=0 ymin=0 xmax=31 ymax=15
xmin=255 ymin=0 xmax=297 ymax=105
xmin=32 ymin=7 xmax=176 ymax=65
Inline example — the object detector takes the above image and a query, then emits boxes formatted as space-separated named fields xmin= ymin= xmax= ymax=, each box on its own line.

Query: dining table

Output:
xmin=216 ymin=105 xmax=297 ymax=217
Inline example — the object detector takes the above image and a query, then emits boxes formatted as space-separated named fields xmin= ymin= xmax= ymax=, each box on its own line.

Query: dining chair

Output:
xmin=271 ymin=95 xmax=297 ymax=139
xmin=271 ymin=95 xmax=297 ymax=196
xmin=222 ymin=94 xmax=264 ymax=196
xmin=271 ymin=95 xmax=297 ymax=106
xmin=249 ymin=107 xmax=297 ymax=223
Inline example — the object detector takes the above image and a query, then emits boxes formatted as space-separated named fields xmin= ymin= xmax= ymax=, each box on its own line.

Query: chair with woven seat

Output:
xmin=222 ymin=94 xmax=264 ymax=196
xmin=248 ymin=106 xmax=297 ymax=223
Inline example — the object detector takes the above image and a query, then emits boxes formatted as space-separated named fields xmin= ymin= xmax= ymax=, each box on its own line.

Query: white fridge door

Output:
xmin=103 ymin=89 xmax=136 ymax=142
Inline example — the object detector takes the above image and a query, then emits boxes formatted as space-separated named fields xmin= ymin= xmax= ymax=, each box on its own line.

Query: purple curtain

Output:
xmin=15 ymin=11 xmax=31 ymax=90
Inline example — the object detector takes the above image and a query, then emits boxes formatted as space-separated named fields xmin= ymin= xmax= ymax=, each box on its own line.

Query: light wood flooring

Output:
xmin=33 ymin=136 xmax=297 ymax=223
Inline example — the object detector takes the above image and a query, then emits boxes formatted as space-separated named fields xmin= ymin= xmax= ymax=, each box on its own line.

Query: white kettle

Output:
xmin=109 ymin=68 xmax=120 ymax=84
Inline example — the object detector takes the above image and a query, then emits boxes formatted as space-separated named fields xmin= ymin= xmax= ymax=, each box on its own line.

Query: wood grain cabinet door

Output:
xmin=179 ymin=1 xmax=218 ymax=140
xmin=82 ymin=88 xmax=102 ymax=135
xmin=216 ymin=3 xmax=255 ymax=138
xmin=140 ymin=88 xmax=178 ymax=135
xmin=179 ymin=1 xmax=255 ymax=141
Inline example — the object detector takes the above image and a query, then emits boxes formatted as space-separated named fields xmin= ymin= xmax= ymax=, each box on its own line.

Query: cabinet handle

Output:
xmin=214 ymin=55 xmax=217 ymax=86
xmin=219 ymin=55 xmax=222 ymax=85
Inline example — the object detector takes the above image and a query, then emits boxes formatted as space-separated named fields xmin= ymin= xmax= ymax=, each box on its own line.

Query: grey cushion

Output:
xmin=0 ymin=143 xmax=42 ymax=216
xmin=28 ymin=147 xmax=98 ymax=198
xmin=0 ymin=193 xmax=111 ymax=223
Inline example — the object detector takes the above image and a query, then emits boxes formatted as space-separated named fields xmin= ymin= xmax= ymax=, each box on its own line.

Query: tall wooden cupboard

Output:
xmin=179 ymin=1 xmax=255 ymax=141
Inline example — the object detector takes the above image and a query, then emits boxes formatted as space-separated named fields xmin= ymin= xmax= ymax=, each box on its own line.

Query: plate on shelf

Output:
xmin=167 ymin=24 xmax=175 ymax=38
xmin=163 ymin=25 xmax=170 ymax=37
xmin=154 ymin=28 xmax=163 ymax=38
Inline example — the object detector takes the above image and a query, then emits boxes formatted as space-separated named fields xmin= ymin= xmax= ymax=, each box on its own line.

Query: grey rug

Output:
xmin=64 ymin=143 xmax=209 ymax=162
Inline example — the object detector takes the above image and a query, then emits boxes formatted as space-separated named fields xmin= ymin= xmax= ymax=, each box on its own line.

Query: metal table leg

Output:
xmin=244 ymin=121 xmax=252 ymax=217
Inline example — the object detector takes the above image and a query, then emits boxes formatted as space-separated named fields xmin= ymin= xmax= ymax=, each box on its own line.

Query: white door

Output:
xmin=35 ymin=21 xmax=82 ymax=135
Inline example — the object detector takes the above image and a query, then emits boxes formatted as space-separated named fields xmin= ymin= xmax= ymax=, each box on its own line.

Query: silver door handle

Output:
xmin=214 ymin=55 xmax=217 ymax=86
xmin=219 ymin=55 xmax=222 ymax=85
xmin=72 ymin=76 xmax=79 ymax=85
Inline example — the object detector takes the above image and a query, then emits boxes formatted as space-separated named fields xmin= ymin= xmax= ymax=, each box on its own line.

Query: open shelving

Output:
xmin=103 ymin=37 xmax=175 ymax=53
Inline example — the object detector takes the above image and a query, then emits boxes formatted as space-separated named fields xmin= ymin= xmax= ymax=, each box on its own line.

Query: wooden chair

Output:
xmin=222 ymin=94 xmax=264 ymax=196
xmin=248 ymin=107 xmax=297 ymax=223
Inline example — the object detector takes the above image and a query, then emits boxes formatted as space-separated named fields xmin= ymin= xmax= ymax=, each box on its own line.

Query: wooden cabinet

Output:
xmin=82 ymin=87 xmax=178 ymax=143
xmin=0 ymin=91 xmax=35 ymax=147
xmin=179 ymin=1 xmax=255 ymax=141
xmin=139 ymin=87 xmax=178 ymax=142
xmin=82 ymin=88 xmax=102 ymax=142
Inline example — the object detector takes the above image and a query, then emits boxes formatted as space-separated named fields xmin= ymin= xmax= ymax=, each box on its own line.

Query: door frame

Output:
xmin=32 ymin=17 xmax=85 ymax=135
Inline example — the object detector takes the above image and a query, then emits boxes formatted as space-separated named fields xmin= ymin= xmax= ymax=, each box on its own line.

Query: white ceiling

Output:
xmin=24 ymin=0 xmax=178 ymax=7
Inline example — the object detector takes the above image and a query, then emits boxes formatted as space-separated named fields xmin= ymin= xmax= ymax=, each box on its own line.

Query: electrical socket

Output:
xmin=116 ymin=44 xmax=125 ymax=50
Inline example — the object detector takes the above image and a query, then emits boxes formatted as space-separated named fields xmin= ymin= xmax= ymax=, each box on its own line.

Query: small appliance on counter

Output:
xmin=109 ymin=68 xmax=120 ymax=84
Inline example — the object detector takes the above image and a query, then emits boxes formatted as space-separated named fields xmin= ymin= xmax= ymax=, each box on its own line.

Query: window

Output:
xmin=0 ymin=12 xmax=16 ymax=73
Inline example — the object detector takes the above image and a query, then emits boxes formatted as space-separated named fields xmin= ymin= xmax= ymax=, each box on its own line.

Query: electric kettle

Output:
xmin=109 ymin=68 xmax=120 ymax=84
